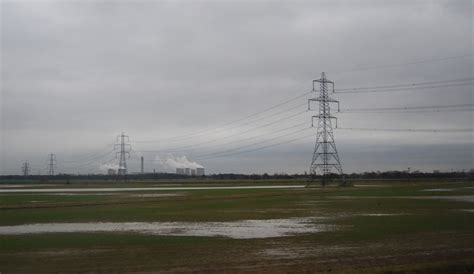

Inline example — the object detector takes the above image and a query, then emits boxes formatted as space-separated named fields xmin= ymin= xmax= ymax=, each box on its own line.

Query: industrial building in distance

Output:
xmin=176 ymin=168 xmax=205 ymax=176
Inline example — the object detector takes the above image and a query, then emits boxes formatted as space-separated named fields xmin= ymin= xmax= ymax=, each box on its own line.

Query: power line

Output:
xmin=157 ymin=82 xmax=472 ymax=155
xmin=194 ymin=121 xmax=309 ymax=154
xmin=339 ymin=82 xmax=474 ymax=94
xmin=329 ymin=54 xmax=473 ymax=75
xmin=135 ymin=91 xmax=312 ymax=144
xmin=167 ymin=55 xmax=474 ymax=147
xmin=336 ymin=127 xmax=474 ymax=133
xmin=136 ymin=109 xmax=308 ymax=153
xmin=134 ymin=79 xmax=473 ymax=155
xmin=134 ymin=102 xmax=307 ymax=144
xmin=70 ymin=156 xmax=117 ymax=174
xmin=194 ymin=132 xmax=315 ymax=161
xmin=193 ymin=127 xmax=311 ymax=160
xmin=202 ymin=121 xmax=308 ymax=152
xmin=61 ymin=149 xmax=116 ymax=169
xmin=336 ymin=77 xmax=474 ymax=91
xmin=134 ymin=77 xmax=472 ymax=150
xmin=176 ymin=91 xmax=310 ymax=138
xmin=132 ymin=53 xmax=472 ymax=147
xmin=340 ymin=103 xmax=474 ymax=112
xmin=335 ymin=80 xmax=474 ymax=94
xmin=60 ymin=144 xmax=115 ymax=164
xmin=133 ymin=82 xmax=472 ymax=166
xmin=339 ymin=108 xmax=474 ymax=114
xmin=135 ymin=125 xmax=312 ymax=163
xmin=61 ymin=149 xmax=115 ymax=165
xmin=13 ymin=54 xmax=474 ymax=175
xmin=153 ymin=122 xmax=310 ymax=157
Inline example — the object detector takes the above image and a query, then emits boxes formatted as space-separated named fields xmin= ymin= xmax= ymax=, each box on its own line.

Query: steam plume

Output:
xmin=156 ymin=154 xmax=203 ymax=172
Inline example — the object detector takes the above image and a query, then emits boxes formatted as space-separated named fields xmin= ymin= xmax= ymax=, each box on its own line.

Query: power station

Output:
xmin=176 ymin=167 xmax=205 ymax=176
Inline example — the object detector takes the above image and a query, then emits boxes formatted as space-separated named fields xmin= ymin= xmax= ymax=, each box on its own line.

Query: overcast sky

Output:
xmin=1 ymin=0 xmax=472 ymax=175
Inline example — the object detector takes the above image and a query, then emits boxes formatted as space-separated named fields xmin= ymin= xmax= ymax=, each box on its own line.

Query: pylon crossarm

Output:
xmin=308 ymin=97 xmax=339 ymax=103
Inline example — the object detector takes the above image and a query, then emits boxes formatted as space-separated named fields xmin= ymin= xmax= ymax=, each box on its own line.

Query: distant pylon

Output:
xmin=21 ymin=161 xmax=30 ymax=176
xmin=308 ymin=72 xmax=344 ymax=186
xmin=114 ymin=133 xmax=131 ymax=179
xmin=48 ymin=153 xmax=56 ymax=176
xmin=141 ymin=156 xmax=144 ymax=174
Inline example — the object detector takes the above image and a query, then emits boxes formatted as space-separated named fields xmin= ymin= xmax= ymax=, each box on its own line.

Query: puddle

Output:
xmin=460 ymin=209 xmax=474 ymax=213
xmin=0 ymin=217 xmax=334 ymax=239
xmin=0 ymin=184 xmax=59 ymax=188
xmin=50 ymin=193 xmax=117 ymax=196
xmin=298 ymin=201 xmax=330 ymax=205
xmin=36 ymin=249 xmax=105 ymax=256
xmin=261 ymin=247 xmax=305 ymax=259
xmin=419 ymin=195 xmax=474 ymax=203
xmin=356 ymin=213 xmax=404 ymax=217
xmin=333 ymin=213 xmax=404 ymax=218
xmin=128 ymin=193 xmax=181 ymax=198
xmin=331 ymin=195 xmax=474 ymax=203
xmin=260 ymin=245 xmax=353 ymax=259
xmin=331 ymin=196 xmax=358 ymax=199
xmin=0 ymin=185 xmax=305 ymax=193
xmin=422 ymin=188 xmax=454 ymax=192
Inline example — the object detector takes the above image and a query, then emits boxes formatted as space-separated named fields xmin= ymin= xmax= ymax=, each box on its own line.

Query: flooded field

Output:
xmin=422 ymin=188 xmax=454 ymax=192
xmin=0 ymin=217 xmax=334 ymax=239
xmin=330 ymin=195 xmax=474 ymax=203
xmin=0 ymin=185 xmax=305 ymax=193
xmin=355 ymin=213 xmax=406 ymax=217
xmin=0 ymin=184 xmax=60 ymax=188
xmin=1 ymin=179 xmax=473 ymax=273
xmin=129 ymin=193 xmax=182 ymax=198
xmin=419 ymin=195 xmax=474 ymax=203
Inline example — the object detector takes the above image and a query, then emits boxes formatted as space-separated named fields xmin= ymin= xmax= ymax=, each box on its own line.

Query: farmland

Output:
xmin=1 ymin=178 xmax=473 ymax=273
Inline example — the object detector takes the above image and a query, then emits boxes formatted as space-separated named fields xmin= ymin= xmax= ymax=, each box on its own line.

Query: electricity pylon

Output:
xmin=21 ymin=161 xmax=30 ymax=176
xmin=308 ymin=72 xmax=344 ymax=186
xmin=114 ymin=133 xmax=131 ymax=180
xmin=48 ymin=153 xmax=56 ymax=176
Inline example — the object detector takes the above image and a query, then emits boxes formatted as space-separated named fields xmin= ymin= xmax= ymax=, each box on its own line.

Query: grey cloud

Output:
xmin=1 ymin=0 xmax=472 ymax=175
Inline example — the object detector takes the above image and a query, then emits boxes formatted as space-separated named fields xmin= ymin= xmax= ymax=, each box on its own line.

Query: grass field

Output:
xmin=1 ymin=178 xmax=473 ymax=273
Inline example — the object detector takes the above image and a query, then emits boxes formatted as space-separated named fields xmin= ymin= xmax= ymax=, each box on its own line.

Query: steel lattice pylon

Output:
xmin=48 ymin=153 xmax=56 ymax=176
xmin=115 ymin=132 xmax=131 ymax=181
xmin=308 ymin=72 xmax=344 ymax=186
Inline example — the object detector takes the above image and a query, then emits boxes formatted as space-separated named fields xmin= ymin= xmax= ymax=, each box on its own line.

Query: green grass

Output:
xmin=0 ymin=233 xmax=221 ymax=251
xmin=0 ymin=178 xmax=473 ymax=273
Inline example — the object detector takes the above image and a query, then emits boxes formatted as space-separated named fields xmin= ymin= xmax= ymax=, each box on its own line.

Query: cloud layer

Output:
xmin=1 ymin=1 xmax=472 ymax=174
